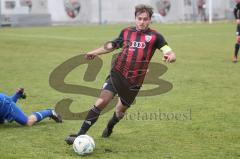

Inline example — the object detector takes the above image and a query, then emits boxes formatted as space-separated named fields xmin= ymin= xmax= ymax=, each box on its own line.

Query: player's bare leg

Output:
xmin=94 ymin=90 xmax=115 ymax=110
xmin=233 ymin=30 xmax=240 ymax=63
xmin=26 ymin=115 xmax=38 ymax=126
xmin=77 ymin=90 xmax=114 ymax=134
xmin=65 ymin=90 xmax=114 ymax=145
xmin=102 ymin=98 xmax=128 ymax=138
xmin=25 ymin=109 xmax=62 ymax=126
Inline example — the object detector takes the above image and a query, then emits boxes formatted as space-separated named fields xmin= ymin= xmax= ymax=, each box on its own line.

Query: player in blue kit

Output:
xmin=0 ymin=88 xmax=62 ymax=126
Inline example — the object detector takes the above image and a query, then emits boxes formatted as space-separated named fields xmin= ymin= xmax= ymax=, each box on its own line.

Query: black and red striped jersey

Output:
xmin=234 ymin=3 xmax=240 ymax=19
xmin=111 ymin=26 xmax=168 ymax=86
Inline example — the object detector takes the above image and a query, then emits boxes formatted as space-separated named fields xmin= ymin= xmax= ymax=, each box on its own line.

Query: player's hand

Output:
xmin=85 ymin=53 xmax=96 ymax=60
xmin=237 ymin=19 xmax=240 ymax=24
xmin=163 ymin=52 xmax=176 ymax=63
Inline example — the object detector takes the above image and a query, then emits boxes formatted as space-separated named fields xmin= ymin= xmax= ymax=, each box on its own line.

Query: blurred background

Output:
xmin=0 ymin=0 xmax=236 ymax=27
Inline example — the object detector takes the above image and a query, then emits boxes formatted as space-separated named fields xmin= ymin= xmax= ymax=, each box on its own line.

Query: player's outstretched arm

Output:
xmin=160 ymin=45 xmax=176 ymax=63
xmin=85 ymin=41 xmax=116 ymax=60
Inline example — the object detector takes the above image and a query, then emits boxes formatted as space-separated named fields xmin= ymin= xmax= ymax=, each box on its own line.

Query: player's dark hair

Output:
xmin=135 ymin=4 xmax=153 ymax=18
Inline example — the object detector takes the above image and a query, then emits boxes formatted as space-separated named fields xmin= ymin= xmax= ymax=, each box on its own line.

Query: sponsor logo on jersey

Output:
xmin=127 ymin=41 xmax=146 ymax=49
xmin=145 ymin=35 xmax=152 ymax=42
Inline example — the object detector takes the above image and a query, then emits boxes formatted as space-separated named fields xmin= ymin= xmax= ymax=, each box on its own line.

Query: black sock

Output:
xmin=107 ymin=112 xmax=120 ymax=130
xmin=234 ymin=43 xmax=239 ymax=58
xmin=77 ymin=105 xmax=101 ymax=135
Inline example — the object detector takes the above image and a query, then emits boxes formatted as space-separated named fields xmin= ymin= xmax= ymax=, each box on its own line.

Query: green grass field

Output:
xmin=0 ymin=22 xmax=239 ymax=159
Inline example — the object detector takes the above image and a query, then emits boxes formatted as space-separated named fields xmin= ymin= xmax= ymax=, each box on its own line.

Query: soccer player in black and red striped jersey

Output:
xmin=65 ymin=4 xmax=176 ymax=145
xmin=233 ymin=0 xmax=240 ymax=63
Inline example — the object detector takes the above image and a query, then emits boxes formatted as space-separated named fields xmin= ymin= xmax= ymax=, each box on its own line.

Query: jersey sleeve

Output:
xmin=155 ymin=33 xmax=168 ymax=49
xmin=112 ymin=30 xmax=124 ymax=49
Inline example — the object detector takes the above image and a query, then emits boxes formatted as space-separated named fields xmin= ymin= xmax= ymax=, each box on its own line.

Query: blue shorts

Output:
xmin=0 ymin=94 xmax=28 ymax=125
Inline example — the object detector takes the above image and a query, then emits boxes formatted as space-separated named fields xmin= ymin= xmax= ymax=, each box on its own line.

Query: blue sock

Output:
xmin=32 ymin=109 xmax=53 ymax=122
xmin=11 ymin=93 xmax=21 ymax=103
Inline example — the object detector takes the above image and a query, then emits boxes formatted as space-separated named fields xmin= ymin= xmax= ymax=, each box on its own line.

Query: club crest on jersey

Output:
xmin=145 ymin=35 xmax=152 ymax=42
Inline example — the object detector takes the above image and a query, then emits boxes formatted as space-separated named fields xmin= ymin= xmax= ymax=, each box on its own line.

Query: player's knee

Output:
xmin=26 ymin=120 xmax=34 ymax=126
xmin=95 ymin=98 xmax=110 ymax=109
xmin=236 ymin=37 xmax=240 ymax=43
xmin=26 ymin=115 xmax=37 ymax=126
xmin=26 ymin=122 xmax=33 ymax=126
xmin=115 ymin=110 xmax=125 ymax=119
xmin=101 ymin=99 xmax=110 ymax=106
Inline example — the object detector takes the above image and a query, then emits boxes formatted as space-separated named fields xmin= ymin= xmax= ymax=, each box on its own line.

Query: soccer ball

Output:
xmin=73 ymin=135 xmax=95 ymax=156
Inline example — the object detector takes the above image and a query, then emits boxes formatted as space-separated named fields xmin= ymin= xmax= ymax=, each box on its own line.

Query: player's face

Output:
xmin=135 ymin=12 xmax=151 ymax=31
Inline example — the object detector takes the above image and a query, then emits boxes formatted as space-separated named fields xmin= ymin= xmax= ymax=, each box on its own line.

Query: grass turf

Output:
xmin=0 ymin=22 xmax=239 ymax=159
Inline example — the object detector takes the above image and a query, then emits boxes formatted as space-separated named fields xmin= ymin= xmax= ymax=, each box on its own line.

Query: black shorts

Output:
xmin=102 ymin=75 xmax=117 ymax=95
xmin=236 ymin=24 xmax=240 ymax=36
xmin=102 ymin=70 xmax=140 ymax=107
